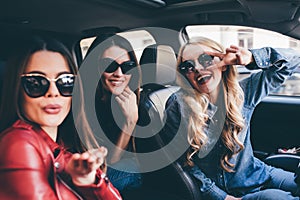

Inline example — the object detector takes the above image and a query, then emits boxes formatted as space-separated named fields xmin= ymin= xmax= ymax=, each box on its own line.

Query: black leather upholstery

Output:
xmin=264 ymin=154 xmax=300 ymax=172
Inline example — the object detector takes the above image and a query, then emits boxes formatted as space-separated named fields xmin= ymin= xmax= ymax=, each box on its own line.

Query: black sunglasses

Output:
xmin=99 ymin=57 xmax=137 ymax=74
xmin=21 ymin=73 xmax=75 ymax=98
xmin=178 ymin=54 xmax=215 ymax=74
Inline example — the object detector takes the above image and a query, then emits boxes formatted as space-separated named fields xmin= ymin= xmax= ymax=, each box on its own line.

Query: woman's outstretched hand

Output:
xmin=207 ymin=45 xmax=253 ymax=69
xmin=66 ymin=147 xmax=108 ymax=186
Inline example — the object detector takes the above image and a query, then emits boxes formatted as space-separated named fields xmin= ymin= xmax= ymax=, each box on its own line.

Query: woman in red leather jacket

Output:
xmin=0 ymin=36 xmax=122 ymax=200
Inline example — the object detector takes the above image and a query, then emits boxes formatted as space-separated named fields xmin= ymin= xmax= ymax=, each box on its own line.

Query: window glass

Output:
xmin=80 ymin=30 xmax=156 ymax=61
xmin=80 ymin=37 xmax=96 ymax=58
xmin=118 ymin=31 xmax=156 ymax=60
xmin=185 ymin=25 xmax=300 ymax=96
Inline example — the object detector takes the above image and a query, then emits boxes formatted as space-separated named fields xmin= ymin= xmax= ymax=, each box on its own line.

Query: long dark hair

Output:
xmin=86 ymin=34 xmax=141 ymax=152
xmin=87 ymin=34 xmax=141 ymax=102
xmin=0 ymin=35 xmax=98 ymax=153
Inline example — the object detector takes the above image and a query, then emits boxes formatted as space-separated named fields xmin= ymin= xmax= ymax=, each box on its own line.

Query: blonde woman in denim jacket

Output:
xmin=162 ymin=36 xmax=300 ymax=200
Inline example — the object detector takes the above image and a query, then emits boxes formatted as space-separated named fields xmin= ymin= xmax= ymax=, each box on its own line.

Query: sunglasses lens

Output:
xmin=179 ymin=60 xmax=195 ymax=74
xmin=99 ymin=58 xmax=118 ymax=73
xmin=56 ymin=75 xmax=75 ymax=97
xmin=198 ymin=54 xmax=214 ymax=68
xmin=21 ymin=74 xmax=75 ymax=98
xmin=105 ymin=63 xmax=119 ymax=73
xmin=21 ymin=76 xmax=49 ymax=98
xmin=120 ymin=61 xmax=136 ymax=74
xmin=100 ymin=58 xmax=136 ymax=74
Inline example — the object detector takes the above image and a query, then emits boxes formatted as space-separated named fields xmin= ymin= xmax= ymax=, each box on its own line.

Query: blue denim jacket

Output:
xmin=163 ymin=48 xmax=300 ymax=199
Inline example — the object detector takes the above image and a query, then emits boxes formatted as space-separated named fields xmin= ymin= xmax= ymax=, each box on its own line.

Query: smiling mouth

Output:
xmin=110 ymin=79 xmax=124 ymax=86
xmin=197 ymin=74 xmax=212 ymax=84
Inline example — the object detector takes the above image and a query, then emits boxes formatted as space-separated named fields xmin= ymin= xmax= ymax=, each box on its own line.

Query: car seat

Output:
xmin=130 ymin=44 xmax=201 ymax=200
xmin=264 ymin=153 xmax=300 ymax=172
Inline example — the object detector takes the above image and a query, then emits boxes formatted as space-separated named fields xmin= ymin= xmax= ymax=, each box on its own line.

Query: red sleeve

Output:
xmin=75 ymin=169 xmax=122 ymax=200
xmin=0 ymin=130 xmax=59 ymax=200
xmin=59 ymin=144 xmax=122 ymax=199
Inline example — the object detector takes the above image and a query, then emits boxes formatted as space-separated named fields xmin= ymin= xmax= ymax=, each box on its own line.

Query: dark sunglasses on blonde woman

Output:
xmin=21 ymin=73 xmax=75 ymax=98
xmin=178 ymin=53 xmax=220 ymax=74
xmin=99 ymin=57 xmax=137 ymax=74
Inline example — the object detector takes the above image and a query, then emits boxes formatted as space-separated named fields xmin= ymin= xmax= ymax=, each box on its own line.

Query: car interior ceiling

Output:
xmin=0 ymin=0 xmax=300 ymax=39
xmin=1 ymin=0 xmax=300 ymax=65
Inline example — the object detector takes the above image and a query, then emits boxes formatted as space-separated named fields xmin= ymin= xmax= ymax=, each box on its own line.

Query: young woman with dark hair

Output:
xmin=0 ymin=35 xmax=121 ymax=200
xmin=86 ymin=34 xmax=142 ymax=192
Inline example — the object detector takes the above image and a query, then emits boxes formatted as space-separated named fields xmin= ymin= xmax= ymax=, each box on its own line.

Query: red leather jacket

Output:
xmin=0 ymin=120 xmax=122 ymax=200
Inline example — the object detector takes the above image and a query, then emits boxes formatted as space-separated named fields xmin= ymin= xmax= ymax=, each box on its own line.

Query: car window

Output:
xmin=80 ymin=30 xmax=156 ymax=61
xmin=80 ymin=37 xmax=96 ymax=58
xmin=185 ymin=25 xmax=300 ymax=97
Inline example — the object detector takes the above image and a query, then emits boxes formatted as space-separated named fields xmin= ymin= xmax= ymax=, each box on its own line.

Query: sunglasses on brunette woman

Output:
xmin=21 ymin=73 xmax=75 ymax=98
xmin=99 ymin=57 xmax=137 ymax=74
xmin=178 ymin=53 xmax=216 ymax=74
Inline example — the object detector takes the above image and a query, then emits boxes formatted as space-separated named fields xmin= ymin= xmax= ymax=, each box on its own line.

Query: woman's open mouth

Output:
xmin=197 ymin=74 xmax=212 ymax=85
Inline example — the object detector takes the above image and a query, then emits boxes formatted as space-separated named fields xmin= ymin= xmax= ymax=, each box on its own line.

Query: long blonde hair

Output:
xmin=177 ymin=37 xmax=245 ymax=172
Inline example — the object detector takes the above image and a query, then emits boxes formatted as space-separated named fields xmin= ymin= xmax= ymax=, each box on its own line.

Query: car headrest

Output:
xmin=140 ymin=44 xmax=177 ymax=89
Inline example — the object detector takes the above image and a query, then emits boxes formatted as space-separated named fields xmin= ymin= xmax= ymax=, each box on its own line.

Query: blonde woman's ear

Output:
xmin=222 ymin=65 xmax=228 ymax=71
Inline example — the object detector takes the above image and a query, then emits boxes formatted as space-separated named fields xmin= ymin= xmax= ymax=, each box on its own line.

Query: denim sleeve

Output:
xmin=189 ymin=165 xmax=227 ymax=200
xmin=239 ymin=47 xmax=300 ymax=107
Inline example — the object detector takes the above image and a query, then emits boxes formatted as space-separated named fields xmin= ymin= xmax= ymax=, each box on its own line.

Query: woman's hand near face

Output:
xmin=115 ymin=86 xmax=138 ymax=135
xmin=224 ymin=45 xmax=253 ymax=66
xmin=109 ymin=87 xmax=138 ymax=164
xmin=207 ymin=45 xmax=253 ymax=68
xmin=66 ymin=147 xmax=107 ymax=186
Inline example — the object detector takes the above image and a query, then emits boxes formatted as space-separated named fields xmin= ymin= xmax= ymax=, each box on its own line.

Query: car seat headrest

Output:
xmin=140 ymin=44 xmax=177 ymax=89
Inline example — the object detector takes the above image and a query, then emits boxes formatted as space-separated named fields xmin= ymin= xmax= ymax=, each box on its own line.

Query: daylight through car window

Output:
xmin=80 ymin=30 xmax=156 ymax=61
xmin=185 ymin=25 xmax=300 ymax=96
